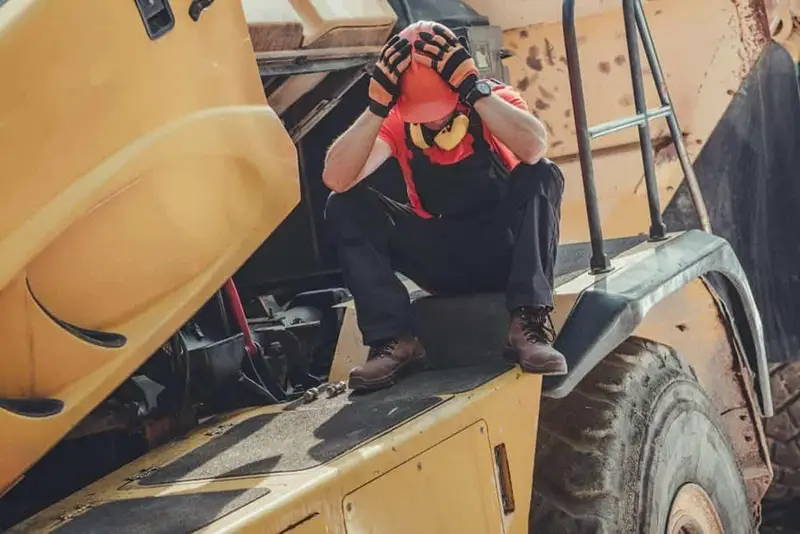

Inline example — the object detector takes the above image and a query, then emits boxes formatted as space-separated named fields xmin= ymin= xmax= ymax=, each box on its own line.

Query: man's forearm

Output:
xmin=473 ymin=94 xmax=548 ymax=164
xmin=322 ymin=110 xmax=384 ymax=192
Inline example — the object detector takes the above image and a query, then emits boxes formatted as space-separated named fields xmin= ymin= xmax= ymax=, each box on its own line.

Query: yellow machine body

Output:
xmin=9 ymin=238 xmax=770 ymax=533
xmin=2 ymin=0 xmax=795 ymax=530
xmin=0 ymin=0 xmax=300 ymax=495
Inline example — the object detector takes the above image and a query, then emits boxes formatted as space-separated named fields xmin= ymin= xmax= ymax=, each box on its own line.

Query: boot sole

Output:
xmin=349 ymin=353 xmax=430 ymax=392
xmin=503 ymin=348 xmax=568 ymax=376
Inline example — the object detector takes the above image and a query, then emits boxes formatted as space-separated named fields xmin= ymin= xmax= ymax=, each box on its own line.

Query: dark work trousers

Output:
xmin=324 ymin=161 xmax=564 ymax=346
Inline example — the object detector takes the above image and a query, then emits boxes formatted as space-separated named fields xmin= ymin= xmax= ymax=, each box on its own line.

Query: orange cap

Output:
xmin=394 ymin=21 xmax=459 ymax=124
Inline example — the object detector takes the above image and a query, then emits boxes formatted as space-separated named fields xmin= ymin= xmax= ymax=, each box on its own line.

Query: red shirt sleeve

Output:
xmin=377 ymin=108 xmax=405 ymax=158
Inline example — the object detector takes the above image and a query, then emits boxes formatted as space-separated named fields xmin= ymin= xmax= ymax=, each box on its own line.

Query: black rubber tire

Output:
xmin=529 ymin=337 xmax=753 ymax=534
xmin=760 ymin=362 xmax=800 ymax=532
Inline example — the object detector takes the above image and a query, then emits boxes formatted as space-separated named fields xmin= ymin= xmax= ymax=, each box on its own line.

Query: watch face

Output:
xmin=477 ymin=81 xmax=492 ymax=96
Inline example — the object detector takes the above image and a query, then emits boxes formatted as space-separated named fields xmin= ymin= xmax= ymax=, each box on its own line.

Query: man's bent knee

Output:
xmin=510 ymin=159 xmax=565 ymax=206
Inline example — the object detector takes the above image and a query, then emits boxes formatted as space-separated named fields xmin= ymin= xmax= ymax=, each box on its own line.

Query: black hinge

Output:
xmin=134 ymin=0 xmax=175 ymax=40
xmin=189 ymin=0 xmax=215 ymax=21
xmin=494 ymin=443 xmax=516 ymax=514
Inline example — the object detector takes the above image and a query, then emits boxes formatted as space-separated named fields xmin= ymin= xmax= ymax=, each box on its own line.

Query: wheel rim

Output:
xmin=667 ymin=483 xmax=724 ymax=534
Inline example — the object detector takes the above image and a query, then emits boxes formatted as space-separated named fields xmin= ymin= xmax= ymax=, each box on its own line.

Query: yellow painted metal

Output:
xmin=0 ymin=0 xmax=300 ymax=495
xmin=464 ymin=0 xmax=771 ymax=244
xmin=344 ymin=422 xmax=504 ymax=534
xmin=11 ymin=370 xmax=542 ymax=533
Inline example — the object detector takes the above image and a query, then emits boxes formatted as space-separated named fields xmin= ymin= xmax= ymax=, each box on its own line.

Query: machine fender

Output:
xmin=544 ymin=229 xmax=773 ymax=417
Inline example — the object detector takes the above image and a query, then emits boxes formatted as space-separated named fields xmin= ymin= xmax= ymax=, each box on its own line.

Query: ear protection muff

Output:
xmin=409 ymin=112 xmax=470 ymax=151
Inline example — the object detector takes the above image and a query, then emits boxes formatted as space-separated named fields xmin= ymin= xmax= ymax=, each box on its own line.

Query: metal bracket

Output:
xmin=133 ymin=0 xmax=175 ymax=40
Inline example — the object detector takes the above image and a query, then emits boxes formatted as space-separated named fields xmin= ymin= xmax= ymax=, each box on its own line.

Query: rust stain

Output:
xmin=535 ymin=98 xmax=550 ymax=110
xmin=544 ymin=38 xmax=556 ymax=66
xmin=598 ymin=61 xmax=611 ymax=74
xmin=618 ymin=94 xmax=633 ymax=106
xmin=654 ymin=142 xmax=678 ymax=166
xmin=526 ymin=45 xmax=543 ymax=71
xmin=517 ymin=77 xmax=530 ymax=91
xmin=539 ymin=86 xmax=555 ymax=101
xmin=614 ymin=54 xmax=626 ymax=66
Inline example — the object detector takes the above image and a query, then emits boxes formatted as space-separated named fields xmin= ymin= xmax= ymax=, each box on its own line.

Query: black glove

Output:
xmin=414 ymin=24 xmax=479 ymax=100
xmin=368 ymin=35 xmax=412 ymax=118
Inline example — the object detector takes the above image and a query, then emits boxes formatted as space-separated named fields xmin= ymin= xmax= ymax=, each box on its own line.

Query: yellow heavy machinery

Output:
xmin=1 ymin=0 xmax=799 ymax=532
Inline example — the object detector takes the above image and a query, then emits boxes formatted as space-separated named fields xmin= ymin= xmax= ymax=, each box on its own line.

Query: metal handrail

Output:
xmin=562 ymin=0 xmax=712 ymax=274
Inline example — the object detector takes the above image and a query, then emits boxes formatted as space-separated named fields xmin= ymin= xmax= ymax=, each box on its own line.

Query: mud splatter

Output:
xmin=527 ymin=45 xmax=543 ymax=71
xmin=598 ymin=61 xmax=611 ymax=74
xmin=539 ymin=86 xmax=556 ymax=101
xmin=518 ymin=77 xmax=531 ymax=91
xmin=544 ymin=38 xmax=556 ymax=66
xmin=614 ymin=55 xmax=626 ymax=66
xmin=535 ymin=98 xmax=550 ymax=110
xmin=655 ymin=9 xmax=663 ymax=15
xmin=552 ymin=140 xmax=564 ymax=148
xmin=654 ymin=142 xmax=678 ymax=165
xmin=543 ymin=120 xmax=555 ymax=135
xmin=520 ymin=29 xmax=529 ymax=38
xmin=578 ymin=36 xmax=587 ymax=45
xmin=559 ymin=56 xmax=566 ymax=64
xmin=564 ymin=109 xmax=572 ymax=118
xmin=619 ymin=94 xmax=633 ymax=106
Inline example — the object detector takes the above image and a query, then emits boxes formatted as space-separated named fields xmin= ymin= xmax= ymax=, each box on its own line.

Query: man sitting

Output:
xmin=322 ymin=21 xmax=568 ymax=391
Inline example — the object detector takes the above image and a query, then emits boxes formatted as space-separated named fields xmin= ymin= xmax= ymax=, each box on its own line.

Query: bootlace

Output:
xmin=368 ymin=339 xmax=399 ymax=360
xmin=518 ymin=307 xmax=556 ymax=345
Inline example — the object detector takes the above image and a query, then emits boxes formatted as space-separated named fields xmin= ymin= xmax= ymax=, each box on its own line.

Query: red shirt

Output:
xmin=378 ymin=83 xmax=530 ymax=218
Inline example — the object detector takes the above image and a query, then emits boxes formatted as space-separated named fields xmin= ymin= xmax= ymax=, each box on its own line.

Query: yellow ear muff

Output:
xmin=410 ymin=122 xmax=432 ymax=150
xmin=409 ymin=113 xmax=470 ymax=151
xmin=433 ymin=113 xmax=469 ymax=151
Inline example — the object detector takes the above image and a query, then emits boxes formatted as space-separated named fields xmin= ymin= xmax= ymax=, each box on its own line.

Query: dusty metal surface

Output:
xmin=543 ymin=230 xmax=772 ymax=420
xmin=493 ymin=0 xmax=771 ymax=244
xmin=634 ymin=278 xmax=773 ymax=511
xmin=53 ymin=489 xmax=271 ymax=534
xmin=12 ymin=371 xmax=542 ymax=534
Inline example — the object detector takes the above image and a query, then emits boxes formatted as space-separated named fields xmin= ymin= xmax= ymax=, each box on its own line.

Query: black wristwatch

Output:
xmin=464 ymin=79 xmax=492 ymax=107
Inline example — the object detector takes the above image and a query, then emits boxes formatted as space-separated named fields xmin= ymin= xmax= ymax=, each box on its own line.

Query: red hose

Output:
xmin=223 ymin=278 xmax=257 ymax=358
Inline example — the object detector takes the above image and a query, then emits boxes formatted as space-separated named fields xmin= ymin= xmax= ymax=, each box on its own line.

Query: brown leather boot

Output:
xmin=505 ymin=307 xmax=567 ymax=375
xmin=348 ymin=336 xmax=428 ymax=392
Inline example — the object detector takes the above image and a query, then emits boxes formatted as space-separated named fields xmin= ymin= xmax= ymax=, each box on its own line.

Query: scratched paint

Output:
xmin=492 ymin=0 xmax=770 ymax=243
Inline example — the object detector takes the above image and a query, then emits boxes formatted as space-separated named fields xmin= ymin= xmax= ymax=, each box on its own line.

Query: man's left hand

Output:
xmin=414 ymin=24 xmax=479 ymax=101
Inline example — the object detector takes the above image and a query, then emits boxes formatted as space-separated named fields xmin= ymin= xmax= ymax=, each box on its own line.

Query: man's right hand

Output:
xmin=368 ymin=35 xmax=412 ymax=118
